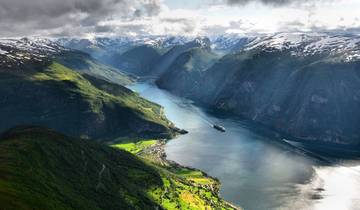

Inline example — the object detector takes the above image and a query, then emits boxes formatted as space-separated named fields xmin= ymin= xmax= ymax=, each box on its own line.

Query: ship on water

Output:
xmin=213 ymin=124 xmax=226 ymax=132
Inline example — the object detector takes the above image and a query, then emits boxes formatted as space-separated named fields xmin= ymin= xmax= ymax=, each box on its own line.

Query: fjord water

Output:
xmin=130 ymin=83 xmax=360 ymax=210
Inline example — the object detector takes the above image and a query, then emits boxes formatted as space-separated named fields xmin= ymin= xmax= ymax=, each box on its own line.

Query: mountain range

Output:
xmin=2 ymin=32 xmax=360 ymax=209
xmin=60 ymin=32 xmax=360 ymax=146
xmin=0 ymin=38 xmax=177 ymax=141
xmin=0 ymin=37 xmax=234 ymax=209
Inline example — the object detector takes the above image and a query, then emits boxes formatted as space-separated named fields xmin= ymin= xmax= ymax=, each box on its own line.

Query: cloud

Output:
xmin=160 ymin=17 xmax=197 ymax=33
xmin=277 ymin=20 xmax=306 ymax=31
xmin=201 ymin=20 xmax=254 ymax=35
xmin=0 ymin=0 xmax=162 ymax=37
xmin=223 ymin=0 xmax=330 ymax=6
xmin=226 ymin=0 xmax=301 ymax=6
xmin=0 ymin=0 xmax=357 ymax=37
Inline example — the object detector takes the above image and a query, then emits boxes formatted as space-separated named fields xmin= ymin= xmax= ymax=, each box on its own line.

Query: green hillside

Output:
xmin=0 ymin=126 xmax=162 ymax=210
xmin=0 ymin=61 xmax=176 ymax=140
xmin=55 ymin=50 xmax=133 ymax=86
xmin=0 ymin=126 xmax=237 ymax=210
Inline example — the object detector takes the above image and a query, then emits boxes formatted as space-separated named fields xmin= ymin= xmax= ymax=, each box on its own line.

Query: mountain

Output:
xmin=55 ymin=50 xmax=133 ymax=85
xmin=156 ymin=46 xmax=219 ymax=96
xmin=109 ymin=44 xmax=164 ymax=76
xmin=56 ymin=36 xmax=191 ymax=71
xmin=57 ymin=36 xmax=214 ymax=77
xmin=150 ymin=37 xmax=212 ymax=77
xmin=0 ymin=126 xmax=236 ymax=210
xmin=0 ymin=38 xmax=176 ymax=140
xmin=57 ymin=36 xmax=190 ymax=56
xmin=210 ymin=34 xmax=256 ymax=54
xmin=157 ymin=32 xmax=360 ymax=146
xmin=0 ymin=38 xmax=132 ymax=85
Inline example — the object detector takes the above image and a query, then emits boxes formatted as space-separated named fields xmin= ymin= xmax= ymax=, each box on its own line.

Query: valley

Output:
xmin=131 ymin=82 xmax=360 ymax=210
xmin=1 ymin=33 xmax=360 ymax=210
xmin=1 ymin=0 xmax=360 ymax=209
xmin=0 ymin=38 xmax=239 ymax=209
xmin=74 ymin=33 xmax=360 ymax=147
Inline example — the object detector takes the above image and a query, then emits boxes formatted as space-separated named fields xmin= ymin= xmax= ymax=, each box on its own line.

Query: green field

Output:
xmin=112 ymin=139 xmax=237 ymax=210
xmin=112 ymin=140 xmax=158 ymax=154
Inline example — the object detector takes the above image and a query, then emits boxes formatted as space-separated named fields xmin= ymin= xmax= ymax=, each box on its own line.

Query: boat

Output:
xmin=212 ymin=124 xmax=226 ymax=132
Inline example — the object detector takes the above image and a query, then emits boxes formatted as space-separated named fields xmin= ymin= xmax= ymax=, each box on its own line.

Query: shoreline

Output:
xmin=138 ymin=138 xmax=242 ymax=210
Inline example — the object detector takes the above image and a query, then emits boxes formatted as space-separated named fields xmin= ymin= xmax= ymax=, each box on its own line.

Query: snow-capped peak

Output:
xmin=0 ymin=37 xmax=67 ymax=68
xmin=243 ymin=32 xmax=360 ymax=61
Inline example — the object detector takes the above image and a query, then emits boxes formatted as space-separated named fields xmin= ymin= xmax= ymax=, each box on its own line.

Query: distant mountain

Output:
xmin=57 ymin=36 xmax=247 ymax=76
xmin=89 ymin=36 xmax=214 ymax=77
xmin=0 ymin=38 xmax=176 ymax=140
xmin=150 ymin=37 xmax=212 ymax=76
xmin=110 ymin=44 xmax=164 ymax=76
xmin=156 ymin=45 xmax=219 ymax=96
xmin=0 ymin=38 xmax=132 ymax=85
xmin=0 ymin=126 xmax=235 ymax=210
xmin=210 ymin=34 xmax=256 ymax=54
xmin=244 ymin=32 xmax=360 ymax=61
xmin=57 ymin=36 xmax=191 ymax=56
xmin=56 ymin=36 xmax=192 ymax=70
xmin=157 ymin=32 xmax=360 ymax=146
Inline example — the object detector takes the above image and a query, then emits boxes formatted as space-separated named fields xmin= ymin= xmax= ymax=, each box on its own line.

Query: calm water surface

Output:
xmin=130 ymin=83 xmax=360 ymax=210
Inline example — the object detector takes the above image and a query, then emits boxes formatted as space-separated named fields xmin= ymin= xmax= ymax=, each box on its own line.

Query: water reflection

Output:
xmin=130 ymin=83 xmax=360 ymax=210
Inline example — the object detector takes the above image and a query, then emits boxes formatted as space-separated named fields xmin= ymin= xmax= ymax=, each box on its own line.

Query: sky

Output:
xmin=0 ymin=0 xmax=359 ymax=37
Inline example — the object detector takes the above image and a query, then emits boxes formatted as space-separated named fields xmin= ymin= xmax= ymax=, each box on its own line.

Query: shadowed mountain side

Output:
xmin=0 ymin=126 xmax=163 ymax=210
xmin=0 ymin=61 xmax=176 ymax=141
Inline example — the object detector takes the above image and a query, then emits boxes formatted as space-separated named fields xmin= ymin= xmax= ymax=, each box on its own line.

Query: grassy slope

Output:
xmin=0 ymin=61 xmax=175 ymax=140
xmin=113 ymin=139 xmax=158 ymax=154
xmin=56 ymin=51 xmax=133 ymax=86
xmin=0 ymin=127 xmax=237 ymax=210
xmin=0 ymin=126 xmax=162 ymax=210
xmin=33 ymin=62 xmax=169 ymax=126
xmin=112 ymin=139 xmax=238 ymax=210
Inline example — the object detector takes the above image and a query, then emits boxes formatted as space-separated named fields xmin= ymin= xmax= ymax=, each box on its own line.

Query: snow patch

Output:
xmin=244 ymin=32 xmax=360 ymax=61
xmin=0 ymin=49 xmax=7 ymax=55
xmin=311 ymin=95 xmax=328 ymax=104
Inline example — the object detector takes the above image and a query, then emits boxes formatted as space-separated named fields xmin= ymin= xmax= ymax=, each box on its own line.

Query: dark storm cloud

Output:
xmin=0 ymin=0 xmax=161 ymax=36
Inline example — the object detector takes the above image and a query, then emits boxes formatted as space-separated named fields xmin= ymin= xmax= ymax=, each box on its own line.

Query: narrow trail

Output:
xmin=98 ymin=164 xmax=106 ymax=179
xmin=95 ymin=164 xmax=107 ymax=191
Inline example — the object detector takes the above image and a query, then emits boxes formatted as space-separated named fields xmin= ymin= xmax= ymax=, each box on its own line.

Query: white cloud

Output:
xmin=0 ymin=0 xmax=359 ymax=37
